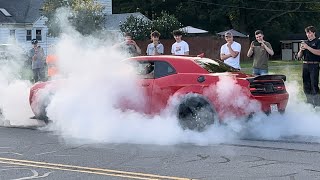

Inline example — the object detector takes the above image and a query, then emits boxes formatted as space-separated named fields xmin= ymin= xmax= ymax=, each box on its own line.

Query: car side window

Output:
xmin=154 ymin=61 xmax=176 ymax=78
xmin=136 ymin=61 xmax=155 ymax=79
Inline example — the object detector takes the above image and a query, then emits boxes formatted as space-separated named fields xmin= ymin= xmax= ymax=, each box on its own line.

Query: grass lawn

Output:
xmin=241 ymin=59 xmax=306 ymax=101
xmin=241 ymin=59 xmax=302 ymax=69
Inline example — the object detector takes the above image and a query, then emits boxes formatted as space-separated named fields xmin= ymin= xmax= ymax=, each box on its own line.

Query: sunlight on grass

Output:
xmin=241 ymin=60 xmax=306 ymax=102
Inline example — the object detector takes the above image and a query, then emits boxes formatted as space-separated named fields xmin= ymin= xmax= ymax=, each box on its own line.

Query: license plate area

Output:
xmin=270 ymin=104 xmax=278 ymax=112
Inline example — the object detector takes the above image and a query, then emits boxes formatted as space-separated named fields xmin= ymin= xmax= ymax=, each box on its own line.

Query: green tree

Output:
xmin=43 ymin=0 xmax=105 ymax=36
xmin=119 ymin=12 xmax=182 ymax=40
xmin=113 ymin=0 xmax=320 ymax=56
xmin=119 ymin=15 xmax=152 ymax=40
xmin=151 ymin=12 xmax=182 ymax=39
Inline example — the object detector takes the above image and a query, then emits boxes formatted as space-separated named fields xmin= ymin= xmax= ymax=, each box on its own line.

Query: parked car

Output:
xmin=0 ymin=44 xmax=32 ymax=80
xmin=29 ymin=55 xmax=289 ymax=131
xmin=0 ymin=44 xmax=27 ymax=62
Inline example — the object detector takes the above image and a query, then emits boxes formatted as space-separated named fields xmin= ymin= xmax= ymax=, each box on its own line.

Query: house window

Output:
xmin=36 ymin=30 xmax=42 ymax=41
xmin=26 ymin=30 xmax=32 ymax=41
xmin=10 ymin=30 xmax=15 ymax=38
xmin=281 ymin=43 xmax=292 ymax=49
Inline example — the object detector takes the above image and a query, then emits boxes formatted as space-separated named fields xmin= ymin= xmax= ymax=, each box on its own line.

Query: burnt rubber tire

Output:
xmin=279 ymin=109 xmax=286 ymax=114
xmin=178 ymin=95 xmax=217 ymax=132
xmin=35 ymin=93 xmax=53 ymax=123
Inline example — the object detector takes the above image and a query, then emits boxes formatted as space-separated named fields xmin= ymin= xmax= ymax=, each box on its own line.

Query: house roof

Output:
xmin=179 ymin=26 xmax=208 ymax=34
xmin=216 ymin=29 xmax=248 ymax=38
xmin=104 ymin=12 xmax=151 ymax=31
xmin=283 ymin=33 xmax=306 ymax=40
xmin=0 ymin=0 xmax=44 ymax=24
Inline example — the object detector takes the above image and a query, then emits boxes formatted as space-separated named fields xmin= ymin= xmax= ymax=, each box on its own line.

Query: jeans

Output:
xmin=253 ymin=68 xmax=268 ymax=76
xmin=32 ymin=68 xmax=46 ymax=83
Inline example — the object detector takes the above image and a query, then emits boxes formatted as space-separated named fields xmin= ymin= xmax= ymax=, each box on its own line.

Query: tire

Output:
xmin=34 ymin=93 xmax=53 ymax=123
xmin=177 ymin=95 xmax=217 ymax=132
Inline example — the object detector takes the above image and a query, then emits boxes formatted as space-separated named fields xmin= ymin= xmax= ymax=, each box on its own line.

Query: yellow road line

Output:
xmin=0 ymin=157 xmax=191 ymax=180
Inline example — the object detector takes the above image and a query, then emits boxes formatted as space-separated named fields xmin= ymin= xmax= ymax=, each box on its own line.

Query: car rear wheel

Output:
xmin=177 ymin=95 xmax=217 ymax=132
xmin=33 ymin=93 xmax=53 ymax=123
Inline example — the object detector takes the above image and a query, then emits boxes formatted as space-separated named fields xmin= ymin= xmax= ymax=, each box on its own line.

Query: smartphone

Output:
xmin=253 ymin=41 xmax=261 ymax=46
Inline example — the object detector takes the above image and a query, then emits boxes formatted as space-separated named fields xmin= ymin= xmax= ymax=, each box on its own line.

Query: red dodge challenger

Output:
xmin=29 ymin=56 xmax=289 ymax=131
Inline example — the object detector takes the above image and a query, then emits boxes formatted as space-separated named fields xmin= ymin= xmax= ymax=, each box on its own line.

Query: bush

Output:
xmin=120 ymin=12 xmax=183 ymax=40
xmin=151 ymin=12 xmax=183 ymax=39
xmin=120 ymin=15 xmax=152 ymax=40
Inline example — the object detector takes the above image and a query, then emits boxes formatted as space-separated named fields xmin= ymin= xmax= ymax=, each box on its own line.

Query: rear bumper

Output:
xmin=253 ymin=93 xmax=289 ymax=112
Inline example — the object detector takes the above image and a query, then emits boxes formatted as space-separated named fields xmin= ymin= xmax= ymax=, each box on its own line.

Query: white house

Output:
xmin=0 ymin=0 xmax=149 ymax=54
xmin=0 ymin=0 xmax=113 ymax=55
xmin=0 ymin=0 xmax=57 ymax=54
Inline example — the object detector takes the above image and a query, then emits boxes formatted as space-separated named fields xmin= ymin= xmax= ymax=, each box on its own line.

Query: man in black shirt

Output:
xmin=298 ymin=26 xmax=320 ymax=107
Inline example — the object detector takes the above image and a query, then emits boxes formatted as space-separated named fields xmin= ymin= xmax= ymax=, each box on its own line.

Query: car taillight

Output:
xmin=275 ymin=86 xmax=285 ymax=91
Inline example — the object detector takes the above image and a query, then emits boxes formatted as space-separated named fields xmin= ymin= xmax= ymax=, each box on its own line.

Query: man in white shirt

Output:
xmin=171 ymin=30 xmax=189 ymax=55
xmin=220 ymin=31 xmax=241 ymax=70
xmin=146 ymin=31 xmax=164 ymax=55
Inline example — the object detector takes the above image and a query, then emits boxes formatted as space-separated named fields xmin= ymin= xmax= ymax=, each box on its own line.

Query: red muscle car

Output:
xmin=29 ymin=56 xmax=289 ymax=131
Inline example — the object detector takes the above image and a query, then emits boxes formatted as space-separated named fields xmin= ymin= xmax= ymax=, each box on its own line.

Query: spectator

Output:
xmin=247 ymin=30 xmax=274 ymax=75
xmin=297 ymin=25 xmax=320 ymax=107
xmin=114 ymin=32 xmax=141 ymax=57
xmin=171 ymin=30 xmax=189 ymax=55
xmin=146 ymin=31 xmax=164 ymax=55
xmin=45 ymin=45 xmax=58 ymax=80
xmin=28 ymin=39 xmax=46 ymax=83
xmin=220 ymin=31 xmax=241 ymax=70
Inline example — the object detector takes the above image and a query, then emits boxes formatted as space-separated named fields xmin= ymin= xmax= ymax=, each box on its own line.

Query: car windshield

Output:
xmin=194 ymin=58 xmax=239 ymax=73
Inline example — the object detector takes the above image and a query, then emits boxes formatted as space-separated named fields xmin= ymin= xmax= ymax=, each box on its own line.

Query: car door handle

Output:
xmin=142 ymin=83 xmax=150 ymax=87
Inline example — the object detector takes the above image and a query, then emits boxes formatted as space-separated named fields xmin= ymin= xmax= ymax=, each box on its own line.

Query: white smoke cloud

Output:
xmin=2 ymin=7 xmax=320 ymax=147
xmin=0 ymin=43 xmax=44 ymax=126
xmin=34 ymin=8 xmax=238 ymax=144
xmin=245 ymin=81 xmax=320 ymax=141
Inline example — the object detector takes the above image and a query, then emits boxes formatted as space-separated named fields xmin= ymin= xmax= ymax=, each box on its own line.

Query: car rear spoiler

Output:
xmin=247 ymin=74 xmax=286 ymax=83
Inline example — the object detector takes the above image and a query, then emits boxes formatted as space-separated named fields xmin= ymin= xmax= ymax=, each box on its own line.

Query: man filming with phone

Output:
xmin=114 ymin=32 xmax=141 ymax=57
xmin=28 ymin=39 xmax=46 ymax=83
xmin=297 ymin=26 xmax=320 ymax=107
xmin=247 ymin=30 xmax=274 ymax=76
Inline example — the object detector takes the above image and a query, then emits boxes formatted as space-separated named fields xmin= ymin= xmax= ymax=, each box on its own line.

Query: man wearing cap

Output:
xmin=220 ymin=31 xmax=241 ymax=70
xmin=29 ymin=39 xmax=46 ymax=83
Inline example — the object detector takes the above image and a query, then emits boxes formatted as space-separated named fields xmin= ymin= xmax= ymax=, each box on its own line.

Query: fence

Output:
xmin=136 ymin=36 xmax=250 ymax=61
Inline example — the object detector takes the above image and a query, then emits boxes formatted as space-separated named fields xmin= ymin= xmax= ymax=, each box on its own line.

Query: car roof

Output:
xmin=129 ymin=55 xmax=209 ymax=74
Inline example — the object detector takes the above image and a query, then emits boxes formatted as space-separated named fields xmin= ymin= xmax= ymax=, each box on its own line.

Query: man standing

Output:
xmin=114 ymin=32 xmax=141 ymax=57
xmin=247 ymin=30 xmax=274 ymax=75
xmin=220 ymin=31 xmax=241 ymax=70
xmin=297 ymin=26 xmax=320 ymax=107
xmin=146 ymin=31 xmax=164 ymax=55
xmin=171 ymin=30 xmax=189 ymax=55
xmin=29 ymin=39 xmax=46 ymax=83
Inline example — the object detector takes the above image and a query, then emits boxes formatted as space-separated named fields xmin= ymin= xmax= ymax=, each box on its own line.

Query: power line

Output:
xmin=256 ymin=0 xmax=320 ymax=4
xmin=189 ymin=0 xmax=320 ymax=12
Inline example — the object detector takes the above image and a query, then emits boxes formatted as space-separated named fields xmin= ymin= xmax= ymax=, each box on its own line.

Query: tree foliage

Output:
xmin=119 ymin=12 xmax=182 ymax=40
xmin=43 ymin=0 xmax=105 ymax=37
xmin=119 ymin=15 xmax=152 ymax=40
xmin=114 ymin=0 xmax=320 ymax=55
xmin=152 ymin=12 xmax=183 ymax=39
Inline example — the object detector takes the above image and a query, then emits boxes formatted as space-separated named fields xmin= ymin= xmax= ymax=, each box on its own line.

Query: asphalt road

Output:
xmin=0 ymin=125 xmax=320 ymax=180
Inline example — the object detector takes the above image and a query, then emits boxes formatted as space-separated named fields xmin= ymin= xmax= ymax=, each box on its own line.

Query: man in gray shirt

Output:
xmin=146 ymin=31 xmax=164 ymax=55
xmin=29 ymin=39 xmax=46 ymax=83
xmin=247 ymin=30 xmax=274 ymax=76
